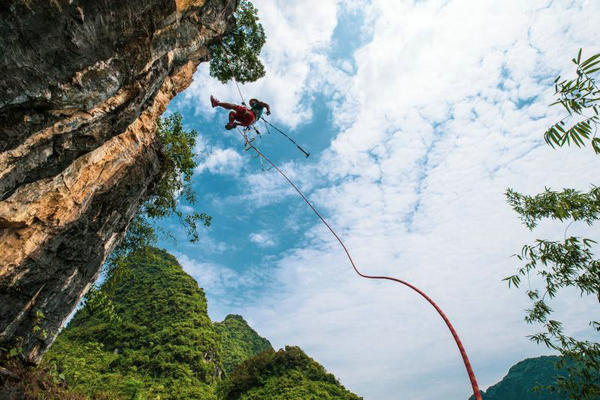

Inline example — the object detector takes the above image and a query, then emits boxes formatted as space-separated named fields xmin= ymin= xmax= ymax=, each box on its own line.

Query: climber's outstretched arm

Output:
xmin=259 ymin=100 xmax=271 ymax=115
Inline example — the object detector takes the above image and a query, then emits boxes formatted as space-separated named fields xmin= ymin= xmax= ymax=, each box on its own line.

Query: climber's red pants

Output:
xmin=228 ymin=105 xmax=256 ymax=127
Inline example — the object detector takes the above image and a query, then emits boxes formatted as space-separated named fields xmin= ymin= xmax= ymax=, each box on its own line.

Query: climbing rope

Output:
xmin=219 ymin=38 xmax=247 ymax=105
xmin=262 ymin=118 xmax=271 ymax=135
xmin=232 ymin=75 xmax=246 ymax=105
xmin=217 ymin=36 xmax=482 ymax=400
xmin=261 ymin=118 xmax=310 ymax=157
xmin=234 ymin=129 xmax=483 ymax=400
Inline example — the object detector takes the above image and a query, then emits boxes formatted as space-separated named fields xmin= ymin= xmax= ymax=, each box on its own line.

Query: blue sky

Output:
xmin=156 ymin=1 xmax=599 ymax=399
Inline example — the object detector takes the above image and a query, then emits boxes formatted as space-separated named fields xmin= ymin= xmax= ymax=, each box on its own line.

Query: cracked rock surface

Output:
xmin=0 ymin=0 xmax=236 ymax=363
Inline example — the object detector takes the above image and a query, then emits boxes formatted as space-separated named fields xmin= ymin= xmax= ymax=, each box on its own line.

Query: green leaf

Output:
xmin=585 ymin=67 xmax=600 ymax=74
xmin=580 ymin=53 xmax=600 ymax=68
xmin=592 ymin=138 xmax=600 ymax=154
xmin=581 ymin=59 xmax=600 ymax=73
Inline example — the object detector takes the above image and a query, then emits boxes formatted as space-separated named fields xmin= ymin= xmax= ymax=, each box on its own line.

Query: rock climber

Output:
xmin=210 ymin=96 xmax=271 ymax=130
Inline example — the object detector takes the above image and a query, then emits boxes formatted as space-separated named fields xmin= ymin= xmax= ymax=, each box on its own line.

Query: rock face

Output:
xmin=0 ymin=0 xmax=237 ymax=363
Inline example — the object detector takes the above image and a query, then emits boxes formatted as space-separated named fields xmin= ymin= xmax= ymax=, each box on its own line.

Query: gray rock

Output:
xmin=0 ymin=0 xmax=237 ymax=363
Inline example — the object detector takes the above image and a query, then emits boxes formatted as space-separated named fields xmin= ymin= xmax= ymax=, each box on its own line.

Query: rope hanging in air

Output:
xmin=233 ymin=129 xmax=483 ymax=400
xmin=220 ymin=37 xmax=483 ymax=400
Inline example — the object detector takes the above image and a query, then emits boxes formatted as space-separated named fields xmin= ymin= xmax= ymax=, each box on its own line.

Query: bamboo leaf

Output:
xmin=586 ymin=67 xmax=600 ymax=74
xmin=571 ymin=132 xmax=583 ymax=147
xmin=580 ymin=53 xmax=600 ymax=68
xmin=581 ymin=59 xmax=600 ymax=73
xmin=592 ymin=138 xmax=600 ymax=154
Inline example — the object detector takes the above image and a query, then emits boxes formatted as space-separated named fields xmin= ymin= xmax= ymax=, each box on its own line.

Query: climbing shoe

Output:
xmin=210 ymin=95 xmax=219 ymax=108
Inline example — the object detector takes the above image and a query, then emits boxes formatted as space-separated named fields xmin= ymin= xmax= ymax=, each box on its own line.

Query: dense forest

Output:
xmin=39 ymin=247 xmax=361 ymax=399
xmin=471 ymin=356 xmax=570 ymax=400
xmin=218 ymin=346 xmax=362 ymax=400
xmin=214 ymin=314 xmax=273 ymax=375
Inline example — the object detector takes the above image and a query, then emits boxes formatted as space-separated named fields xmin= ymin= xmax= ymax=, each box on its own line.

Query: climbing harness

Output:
xmin=217 ymin=38 xmax=483 ymax=400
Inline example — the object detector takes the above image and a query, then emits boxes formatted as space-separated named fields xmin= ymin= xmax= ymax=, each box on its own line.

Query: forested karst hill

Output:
xmin=46 ymin=247 xmax=224 ymax=399
xmin=469 ymin=356 xmax=569 ymax=400
xmin=39 ymin=247 xmax=362 ymax=399
xmin=215 ymin=314 xmax=273 ymax=374
xmin=218 ymin=346 xmax=363 ymax=400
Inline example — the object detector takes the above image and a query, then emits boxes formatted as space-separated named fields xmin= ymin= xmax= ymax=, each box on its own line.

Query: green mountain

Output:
xmin=471 ymin=356 xmax=568 ymax=400
xmin=215 ymin=314 xmax=273 ymax=375
xmin=218 ymin=346 xmax=363 ymax=400
xmin=46 ymin=247 xmax=222 ymax=399
xmin=44 ymin=247 xmax=361 ymax=400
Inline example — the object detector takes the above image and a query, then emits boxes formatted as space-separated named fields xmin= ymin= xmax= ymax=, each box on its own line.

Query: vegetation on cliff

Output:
xmin=470 ymin=356 xmax=570 ymax=400
xmin=112 ymin=0 xmax=268 ymax=265
xmin=218 ymin=346 xmax=362 ymax=400
xmin=45 ymin=247 xmax=222 ymax=399
xmin=209 ymin=0 xmax=266 ymax=83
xmin=108 ymin=112 xmax=211 ymax=268
xmin=215 ymin=314 xmax=273 ymax=375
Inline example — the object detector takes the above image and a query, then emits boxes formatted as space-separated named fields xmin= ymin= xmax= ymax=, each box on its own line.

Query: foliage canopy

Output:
xmin=505 ymin=49 xmax=600 ymax=400
xmin=108 ymin=112 xmax=210 ymax=266
xmin=209 ymin=0 xmax=266 ymax=84
xmin=214 ymin=314 xmax=273 ymax=375
xmin=217 ymin=346 xmax=363 ymax=400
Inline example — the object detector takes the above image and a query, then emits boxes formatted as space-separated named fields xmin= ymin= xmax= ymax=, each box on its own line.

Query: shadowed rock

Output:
xmin=0 ymin=0 xmax=237 ymax=363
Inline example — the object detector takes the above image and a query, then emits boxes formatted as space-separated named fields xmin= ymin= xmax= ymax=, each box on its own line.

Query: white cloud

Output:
xmin=170 ymin=1 xmax=600 ymax=399
xmin=211 ymin=1 xmax=600 ymax=400
xmin=178 ymin=0 xmax=345 ymax=129
xmin=179 ymin=205 xmax=195 ymax=213
xmin=216 ymin=159 xmax=325 ymax=208
xmin=176 ymin=253 xmax=262 ymax=296
xmin=249 ymin=231 xmax=276 ymax=247
xmin=196 ymin=147 xmax=245 ymax=175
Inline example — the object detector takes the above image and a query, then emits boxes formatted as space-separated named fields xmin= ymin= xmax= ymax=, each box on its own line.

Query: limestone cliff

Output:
xmin=0 ymin=0 xmax=237 ymax=363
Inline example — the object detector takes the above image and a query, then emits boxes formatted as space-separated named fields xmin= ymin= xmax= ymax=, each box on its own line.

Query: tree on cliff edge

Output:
xmin=108 ymin=112 xmax=210 ymax=266
xmin=109 ymin=1 xmax=268 ymax=264
xmin=209 ymin=0 xmax=266 ymax=84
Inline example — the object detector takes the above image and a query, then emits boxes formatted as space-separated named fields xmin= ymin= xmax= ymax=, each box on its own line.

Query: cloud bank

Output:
xmin=172 ymin=1 xmax=600 ymax=399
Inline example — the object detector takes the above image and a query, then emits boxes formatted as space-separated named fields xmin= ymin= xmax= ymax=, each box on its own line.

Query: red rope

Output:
xmin=239 ymin=131 xmax=482 ymax=400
